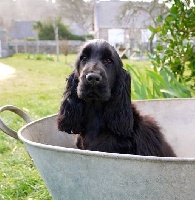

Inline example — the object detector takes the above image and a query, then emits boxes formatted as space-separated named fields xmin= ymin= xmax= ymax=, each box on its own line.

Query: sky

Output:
xmin=0 ymin=0 xmax=55 ymax=28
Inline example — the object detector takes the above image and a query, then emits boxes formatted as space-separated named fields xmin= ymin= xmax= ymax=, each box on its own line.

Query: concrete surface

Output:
xmin=0 ymin=62 xmax=15 ymax=80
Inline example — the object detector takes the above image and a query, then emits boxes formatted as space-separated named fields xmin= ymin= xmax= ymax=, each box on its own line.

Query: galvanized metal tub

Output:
xmin=1 ymin=99 xmax=195 ymax=200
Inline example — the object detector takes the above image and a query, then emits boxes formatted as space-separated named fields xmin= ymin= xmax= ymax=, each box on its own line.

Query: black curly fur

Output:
xmin=58 ymin=39 xmax=176 ymax=157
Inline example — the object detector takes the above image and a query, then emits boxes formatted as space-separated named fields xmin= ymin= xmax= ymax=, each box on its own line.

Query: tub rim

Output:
xmin=18 ymin=113 xmax=195 ymax=164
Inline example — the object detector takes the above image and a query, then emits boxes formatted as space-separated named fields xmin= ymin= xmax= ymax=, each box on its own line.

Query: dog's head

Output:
xmin=58 ymin=39 xmax=133 ymax=136
xmin=75 ymin=39 xmax=123 ymax=101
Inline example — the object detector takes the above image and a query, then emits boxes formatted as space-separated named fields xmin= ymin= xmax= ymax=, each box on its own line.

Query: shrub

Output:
xmin=34 ymin=21 xmax=85 ymax=41
xmin=149 ymin=0 xmax=195 ymax=89
xmin=26 ymin=37 xmax=36 ymax=41
xmin=34 ymin=54 xmax=43 ymax=60
xmin=45 ymin=54 xmax=54 ymax=61
xmin=25 ymin=54 xmax=54 ymax=62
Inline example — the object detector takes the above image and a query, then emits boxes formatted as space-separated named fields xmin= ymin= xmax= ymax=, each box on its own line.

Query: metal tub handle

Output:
xmin=0 ymin=105 xmax=32 ymax=139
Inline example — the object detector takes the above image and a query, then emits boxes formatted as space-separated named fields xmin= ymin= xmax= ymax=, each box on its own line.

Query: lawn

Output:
xmin=0 ymin=54 xmax=151 ymax=199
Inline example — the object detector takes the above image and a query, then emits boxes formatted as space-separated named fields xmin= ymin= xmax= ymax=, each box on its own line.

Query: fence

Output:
xmin=8 ymin=40 xmax=84 ymax=55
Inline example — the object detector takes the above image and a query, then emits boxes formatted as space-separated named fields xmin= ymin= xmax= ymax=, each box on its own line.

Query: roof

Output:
xmin=10 ymin=21 xmax=37 ymax=39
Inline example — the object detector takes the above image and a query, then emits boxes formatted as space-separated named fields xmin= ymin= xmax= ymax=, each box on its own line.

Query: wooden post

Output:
xmin=53 ymin=19 xmax=59 ymax=62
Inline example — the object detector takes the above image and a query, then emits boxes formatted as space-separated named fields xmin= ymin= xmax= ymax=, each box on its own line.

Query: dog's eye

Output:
xmin=81 ymin=56 xmax=88 ymax=62
xmin=104 ymin=58 xmax=113 ymax=64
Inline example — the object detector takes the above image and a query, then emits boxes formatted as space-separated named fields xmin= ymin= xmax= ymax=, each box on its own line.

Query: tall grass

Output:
xmin=127 ymin=64 xmax=192 ymax=100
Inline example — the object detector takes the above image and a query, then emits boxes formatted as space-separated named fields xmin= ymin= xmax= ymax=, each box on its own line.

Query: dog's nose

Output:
xmin=86 ymin=73 xmax=102 ymax=85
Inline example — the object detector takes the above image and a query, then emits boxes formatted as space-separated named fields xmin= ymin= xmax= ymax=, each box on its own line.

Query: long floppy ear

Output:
xmin=57 ymin=71 xmax=85 ymax=134
xmin=104 ymin=69 xmax=134 ymax=137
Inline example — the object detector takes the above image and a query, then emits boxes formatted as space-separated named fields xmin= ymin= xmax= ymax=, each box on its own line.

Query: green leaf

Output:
xmin=148 ymin=25 xmax=155 ymax=33
xmin=170 ymin=5 xmax=178 ymax=15
xmin=155 ymin=26 xmax=162 ymax=33
xmin=126 ymin=64 xmax=141 ymax=81
xmin=156 ymin=45 xmax=163 ymax=51
xmin=132 ymin=80 xmax=141 ymax=93
xmin=153 ymin=83 xmax=163 ymax=98
xmin=160 ymin=89 xmax=188 ymax=98
xmin=147 ymin=70 xmax=166 ymax=87
xmin=157 ymin=15 xmax=163 ymax=23
xmin=165 ymin=49 xmax=174 ymax=56
xmin=165 ymin=14 xmax=176 ymax=22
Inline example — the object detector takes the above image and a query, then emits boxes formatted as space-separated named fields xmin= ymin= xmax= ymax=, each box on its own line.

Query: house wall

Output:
xmin=0 ymin=30 xmax=8 ymax=57
xmin=98 ymin=28 xmax=150 ymax=54
xmin=98 ymin=29 xmax=109 ymax=41
xmin=94 ymin=0 xmax=162 ymax=56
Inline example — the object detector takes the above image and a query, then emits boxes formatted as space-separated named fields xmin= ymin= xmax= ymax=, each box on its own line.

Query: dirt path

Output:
xmin=0 ymin=62 xmax=15 ymax=80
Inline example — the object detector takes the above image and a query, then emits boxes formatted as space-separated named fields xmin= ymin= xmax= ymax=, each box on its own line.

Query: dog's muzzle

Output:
xmin=85 ymin=73 xmax=102 ymax=86
xmin=77 ymin=68 xmax=111 ymax=101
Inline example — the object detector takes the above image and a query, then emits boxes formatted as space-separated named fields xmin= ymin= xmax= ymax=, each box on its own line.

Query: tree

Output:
xmin=33 ymin=20 xmax=85 ymax=41
xmin=59 ymin=0 xmax=95 ymax=35
xmin=149 ymin=0 xmax=195 ymax=89
xmin=119 ymin=0 xmax=169 ymax=53
xmin=60 ymin=40 xmax=70 ymax=64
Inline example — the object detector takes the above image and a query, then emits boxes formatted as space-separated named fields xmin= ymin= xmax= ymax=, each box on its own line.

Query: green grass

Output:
xmin=0 ymin=54 xmax=151 ymax=199
xmin=0 ymin=54 xmax=74 ymax=200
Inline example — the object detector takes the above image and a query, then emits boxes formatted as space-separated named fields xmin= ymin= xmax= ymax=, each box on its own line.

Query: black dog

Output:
xmin=58 ymin=39 xmax=176 ymax=157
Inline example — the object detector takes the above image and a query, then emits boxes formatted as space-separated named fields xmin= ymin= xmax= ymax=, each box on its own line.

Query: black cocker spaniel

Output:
xmin=58 ymin=39 xmax=176 ymax=157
